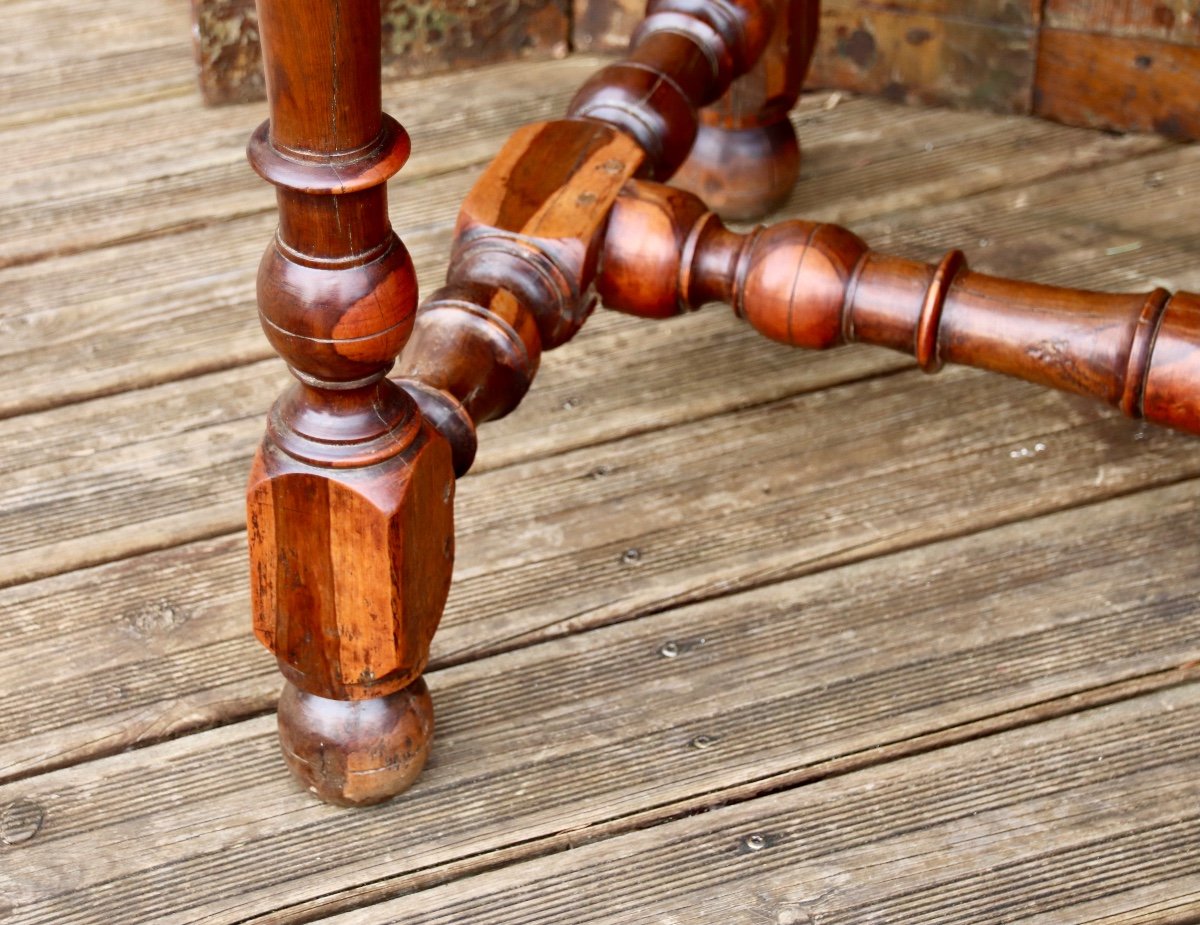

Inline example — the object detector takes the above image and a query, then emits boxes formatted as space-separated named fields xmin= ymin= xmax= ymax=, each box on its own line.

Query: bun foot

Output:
xmin=672 ymin=119 xmax=800 ymax=221
xmin=276 ymin=677 xmax=434 ymax=807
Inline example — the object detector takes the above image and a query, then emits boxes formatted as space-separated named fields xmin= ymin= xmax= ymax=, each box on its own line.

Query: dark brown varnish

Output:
xmin=597 ymin=179 xmax=1200 ymax=433
xmin=246 ymin=0 xmax=454 ymax=806
xmin=396 ymin=0 xmax=784 ymax=474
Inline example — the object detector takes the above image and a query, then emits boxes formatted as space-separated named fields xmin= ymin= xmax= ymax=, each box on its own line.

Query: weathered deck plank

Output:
xmin=4 ymin=134 xmax=1197 ymax=586
xmin=851 ymin=143 xmax=1200 ymax=292
xmin=0 ymin=57 xmax=606 ymax=269
xmin=1 ymin=482 xmax=1196 ymax=923
xmin=326 ymin=685 xmax=1200 ymax=925
xmin=0 ymin=319 xmax=898 ymax=590
xmin=0 ymin=83 xmax=1167 ymax=269
xmin=6 ymin=131 xmax=1200 ymax=771
xmin=0 ymin=0 xmax=194 ymax=131
xmin=5 ymin=351 xmax=1200 ymax=779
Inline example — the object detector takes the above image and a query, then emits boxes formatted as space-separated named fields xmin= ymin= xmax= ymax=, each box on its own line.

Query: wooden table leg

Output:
xmin=246 ymin=0 xmax=455 ymax=806
xmin=673 ymin=0 xmax=820 ymax=219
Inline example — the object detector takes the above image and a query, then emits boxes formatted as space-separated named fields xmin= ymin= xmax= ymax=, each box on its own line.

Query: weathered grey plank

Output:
xmin=1 ymin=112 xmax=1196 ymax=777
xmin=326 ymin=685 xmax=1200 ymax=925
xmin=0 ymin=0 xmax=194 ymax=132
xmin=0 ymin=317 xmax=905 ymax=591
xmin=1 ymin=0 xmax=184 ymax=71
xmin=0 ymin=56 xmax=607 ymax=268
xmin=5 ymin=8 xmax=1198 ymax=924
xmin=975 ymin=142 xmax=1200 ymax=256
xmin=850 ymin=143 xmax=1200 ymax=293
xmin=0 ymin=81 xmax=1165 ymax=268
xmin=2 ymin=353 xmax=1198 ymax=780
xmin=782 ymin=105 xmax=1169 ymax=228
xmin=7 ymin=311 xmax=1200 ymax=772
xmin=1 ymin=480 xmax=1197 ymax=923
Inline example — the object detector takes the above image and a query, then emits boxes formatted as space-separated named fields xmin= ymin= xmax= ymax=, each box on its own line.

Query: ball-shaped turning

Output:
xmin=276 ymin=677 xmax=435 ymax=807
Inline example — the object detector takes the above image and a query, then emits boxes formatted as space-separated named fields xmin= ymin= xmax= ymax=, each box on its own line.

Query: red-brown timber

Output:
xmin=246 ymin=0 xmax=454 ymax=806
xmin=597 ymin=179 xmax=1200 ymax=434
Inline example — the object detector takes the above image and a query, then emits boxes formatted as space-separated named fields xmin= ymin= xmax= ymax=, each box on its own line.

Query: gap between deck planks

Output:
xmin=0 ymin=82 xmax=1166 ymax=271
xmin=322 ymin=684 xmax=1200 ymax=925
xmin=3 ymin=8 xmax=1199 ymax=920
xmin=1 ymin=481 xmax=1197 ymax=923
xmin=5 ymin=356 xmax=1200 ymax=780
xmin=4 ymin=138 xmax=1199 ymax=590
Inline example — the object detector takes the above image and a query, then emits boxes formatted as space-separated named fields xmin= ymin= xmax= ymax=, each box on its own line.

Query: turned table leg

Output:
xmin=673 ymin=0 xmax=820 ymax=219
xmin=246 ymin=0 xmax=454 ymax=806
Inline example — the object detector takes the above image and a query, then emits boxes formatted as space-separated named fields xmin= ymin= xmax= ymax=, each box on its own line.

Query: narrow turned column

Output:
xmin=246 ymin=0 xmax=454 ymax=806
xmin=672 ymin=0 xmax=820 ymax=219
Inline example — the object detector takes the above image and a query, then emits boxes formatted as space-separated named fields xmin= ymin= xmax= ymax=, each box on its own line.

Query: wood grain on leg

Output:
xmin=599 ymin=178 xmax=1200 ymax=435
xmin=246 ymin=0 xmax=454 ymax=805
xmin=673 ymin=0 xmax=819 ymax=219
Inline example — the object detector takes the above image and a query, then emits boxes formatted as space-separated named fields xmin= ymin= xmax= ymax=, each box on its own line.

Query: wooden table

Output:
xmin=1 ymin=0 xmax=1198 ymax=919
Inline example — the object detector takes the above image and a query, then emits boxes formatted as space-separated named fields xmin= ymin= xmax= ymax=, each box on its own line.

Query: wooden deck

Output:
xmin=2 ymin=1 xmax=1200 ymax=921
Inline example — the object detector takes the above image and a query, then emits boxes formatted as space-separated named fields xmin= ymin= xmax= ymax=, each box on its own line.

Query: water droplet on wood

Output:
xmin=1 ymin=800 xmax=44 ymax=846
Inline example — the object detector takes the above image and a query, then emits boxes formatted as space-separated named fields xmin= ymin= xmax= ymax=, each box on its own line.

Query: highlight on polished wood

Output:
xmin=244 ymin=0 xmax=1200 ymax=805
xmin=671 ymin=0 xmax=820 ymax=219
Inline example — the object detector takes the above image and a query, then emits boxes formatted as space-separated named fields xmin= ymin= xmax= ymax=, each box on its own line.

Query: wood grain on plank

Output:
xmin=827 ymin=0 xmax=1040 ymax=22
xmin=0 ymin=55 xmax=597 ymax=208
xmin=809 ymin=3 xmax=1037 ymax=114
xmin=847 ymin=144 xmax=1200 ymax=290
xmin=0 ymin=123 xmax=1196 ymax=779
xmin=1044 ymin=0 xmax=1200 ymax=44
xmin=980 ymin=144 xmax=1200 ymax=257
xmin=0 ymin=131 xmax=1194 ymax=587
xmin=4 ymin=6 xmax=1199 ymax=922
xmin=0 ymin=38 xmax=195 ymax=132
xmin=0 ymin=57 xmax=607 ymax=269
xmin=2 ymin=0 xmax=185 ymax=67
xmin=0 ymin=318 xmax=905 ymax=591
xmin=0 ymin=209 xmax=462 ymax=419
xmin=325 ymin=685 xmax=1200 ymax=924
xmin=574 ymin=0 xmax=1042 ymax=53
xmin=784 ymin=112 xmax=1169 ymax=228
xmin=1 ymin=481 xmax=1197 ymax=922
xmin=4 ymin=351 xmax=1200 ymax=778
